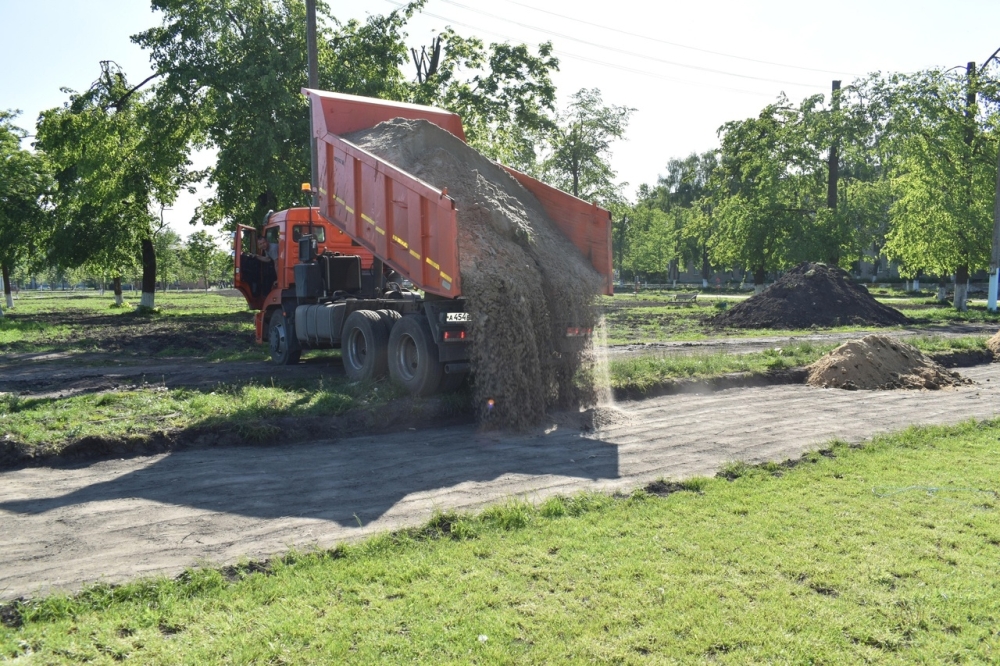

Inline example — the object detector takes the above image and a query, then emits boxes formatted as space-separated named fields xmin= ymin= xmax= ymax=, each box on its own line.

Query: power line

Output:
xmin=385 ymin=1 xmax=783 ymax=97
xmin=438 ymin=0 xmax=822 ymax=88
xmin=499 ymin=0 xmax=855 ymax=77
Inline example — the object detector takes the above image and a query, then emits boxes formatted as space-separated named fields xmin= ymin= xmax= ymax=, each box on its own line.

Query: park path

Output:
xmin=3 ymin=364 xmax=1000 ymax=602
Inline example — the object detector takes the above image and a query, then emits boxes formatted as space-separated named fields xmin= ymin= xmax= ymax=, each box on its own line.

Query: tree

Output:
xmin=541 ymin=88 xmax=633 ymax=203
xmin=636 ymin=151 xmax=718 ymax=285
xmin=413 ymin=28 xmax=560 ymax=170
xmin=35 ymin=61 xmax=197 ymax=309
xmin=154 ymin=230 xmax=183 ymax=291
xmin=0 ymin=111 xmax=52 ymax=315
xmin=873 ymin=68 xmax=1000 ymax=310
xmin=709 ymin=95 xmax=829 ymax=290
xmin=184 ymin=230 xmax=218 ymax=290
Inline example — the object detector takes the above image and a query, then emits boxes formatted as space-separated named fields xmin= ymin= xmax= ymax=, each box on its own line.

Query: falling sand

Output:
xmin=346 ymin=119 xmax=603 ymax=428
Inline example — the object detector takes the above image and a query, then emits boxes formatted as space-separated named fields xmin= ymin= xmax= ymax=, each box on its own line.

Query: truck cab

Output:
xmin=234 ymin=206 xmax=470 ymax=396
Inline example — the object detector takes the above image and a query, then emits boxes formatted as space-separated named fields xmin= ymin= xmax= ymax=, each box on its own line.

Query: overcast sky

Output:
xmin=3 ymin=0 xmax=999 ymax=239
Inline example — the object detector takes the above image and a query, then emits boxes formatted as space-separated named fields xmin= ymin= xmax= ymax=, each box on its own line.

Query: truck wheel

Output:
xmin=376 ymin=309 xmax=401 ymax=334
xmin=342 ymin=310 xmax=389 ymax=381
xmin=388 ymin=315 xmax=443 ymax=396
xmin=268 ymin=310 xmax=301 ymax=365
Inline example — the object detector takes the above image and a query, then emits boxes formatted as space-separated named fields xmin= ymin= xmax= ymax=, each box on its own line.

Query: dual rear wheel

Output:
xmin=342 ymin=311 xmax=462 ymax=396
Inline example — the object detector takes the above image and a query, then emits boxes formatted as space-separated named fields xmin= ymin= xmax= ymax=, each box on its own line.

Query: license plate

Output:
xmin=446 ymin=312 xmax=470 ymax=322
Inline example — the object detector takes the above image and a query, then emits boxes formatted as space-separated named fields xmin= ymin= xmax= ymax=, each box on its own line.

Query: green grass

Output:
xmin=0 ymin=291 xmax=263 ymax=361
xmin=5 ymin=333 xmax=989 ymax=454
xmin=905 ymin=334 xmax=988 ymax=353
xmin=0 ymin=377 xmax=411 ymax=453
xmin=608 ymin=342 xmax=835 ymax=391
xmin=4 ymin=420 xmax=1000 ymax=662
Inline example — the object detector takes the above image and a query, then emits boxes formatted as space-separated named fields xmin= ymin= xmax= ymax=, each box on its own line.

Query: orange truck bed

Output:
xmin=304 ymin=89 xmax=614 ymax=297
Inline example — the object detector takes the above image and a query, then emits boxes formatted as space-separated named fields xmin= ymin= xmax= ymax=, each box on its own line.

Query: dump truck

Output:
xmin=234 ymin=89 xmax=613 ymax=396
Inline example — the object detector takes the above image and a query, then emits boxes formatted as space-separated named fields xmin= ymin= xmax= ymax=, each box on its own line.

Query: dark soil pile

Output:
xmin=346 ymin=119 xmax=602 ymax=429
xmin=807 ymin=334 xmax=966 ymax=390
xmin=712 ymin=263 xmax=909 ymax=329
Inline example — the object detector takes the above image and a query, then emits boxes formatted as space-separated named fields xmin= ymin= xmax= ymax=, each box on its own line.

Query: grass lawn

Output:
xmin=0 ymin=377 xmax=415 ymax=453
xmin=608 ymin=335 xmax=989 ymax=392
xmin=0 ymin=291 xmax=263 ymax=361
xmin=3 ymin=420 xmax=999 ymax=663
xmin=2 ymin=335 xmax=989 ymax=455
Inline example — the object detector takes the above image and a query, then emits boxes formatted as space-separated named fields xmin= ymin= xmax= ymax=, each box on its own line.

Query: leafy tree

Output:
xmin=35 ymin=61 xmax=197 ymax=309
xmin=872 ymin=68 xmax=1000 ymax=310
xmin=636 ymin=151 xmax=718 ymax=285
xmin=709 ymin=95 xmax=829 ymax=289
xmin=541 ymin=88 xmax=633 ymax=203
xmin=136 ymin=0 xmax=562 ymax=228
xmin=154 ymin=229 xmax=183 ymax=291
xmin=0 ymin=111 xmax=52 ymax=315
xmin=184 ymin=230 xmax=219 ymax=290
xmin=413 ymin=28 xmax=559 ymax=170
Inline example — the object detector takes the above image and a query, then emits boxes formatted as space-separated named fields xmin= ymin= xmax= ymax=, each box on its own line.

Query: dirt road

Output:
xmin=3 ymin=364 xmax=1000 ymax=602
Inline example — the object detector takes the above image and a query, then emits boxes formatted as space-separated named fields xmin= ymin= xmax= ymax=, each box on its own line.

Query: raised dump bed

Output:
xmin=305 ymin=89 xmax=613 ymax=296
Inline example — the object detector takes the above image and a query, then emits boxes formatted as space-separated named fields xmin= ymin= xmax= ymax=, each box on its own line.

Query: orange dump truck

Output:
xmin=234 ymin=89 xmax=613 ymax=396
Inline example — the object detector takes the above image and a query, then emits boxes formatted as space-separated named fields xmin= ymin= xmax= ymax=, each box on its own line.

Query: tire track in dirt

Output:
xmin=3 ymin=364 xmax=1000 ymax=601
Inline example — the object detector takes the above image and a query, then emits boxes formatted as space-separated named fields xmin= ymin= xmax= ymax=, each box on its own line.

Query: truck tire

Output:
xmin=268 ymin=310 xmax=301 ymax=365
xmin=376 ymin=309 xmax=401 ymax=334
xmin=388 ymin=315 xmax=443 ymax=396
xmin=342 ymin=310 xmax=390 ymax=381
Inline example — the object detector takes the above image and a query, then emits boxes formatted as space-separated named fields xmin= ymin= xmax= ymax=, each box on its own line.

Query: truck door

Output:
xmin=234 ymin=224 xmax=266 ymax=310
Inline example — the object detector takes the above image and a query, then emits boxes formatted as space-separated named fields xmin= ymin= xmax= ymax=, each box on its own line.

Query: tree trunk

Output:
xmin=913 ymin=270 xmax=921 ymax=292
xmin=753 ymin=266 xmax=766 ymax=295
xmin=2 ymin=263 xmax=12 ymax=311
xmin=937 ymin=276 xmax=948 ymax=302
xmin=141 ymin=238 xmax=156 ymax=309
xmin=954 ymin=265 xmax=969 ymax=311
xmin=701 ymin=248 xmax=710 ymax=288
xmin=113 ymin=276 xmax=123 ymax=307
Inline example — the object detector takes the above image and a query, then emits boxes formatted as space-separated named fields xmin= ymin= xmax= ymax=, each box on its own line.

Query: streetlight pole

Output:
xmin=306 ymin=0 xmax=319 ymax=208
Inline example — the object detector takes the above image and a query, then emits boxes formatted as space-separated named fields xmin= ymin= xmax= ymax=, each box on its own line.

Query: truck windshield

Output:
xmin=292 ymin=225 xmax=326 ymax=243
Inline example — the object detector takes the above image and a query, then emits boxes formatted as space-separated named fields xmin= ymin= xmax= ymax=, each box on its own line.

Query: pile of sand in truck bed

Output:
xmin=713 ymin=262 xmax=909 ymax=329
xmin=346 ymin=119 xmax=602 ymax=428
xmin=807 ymin=334 xmax=966 ymax=390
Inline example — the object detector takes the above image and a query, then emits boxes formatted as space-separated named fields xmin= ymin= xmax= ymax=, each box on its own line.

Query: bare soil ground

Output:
xmin=4 ymin=363 xmax=1000 ymax=602
xmin=0 ymin=352 xmax=344 ymax=399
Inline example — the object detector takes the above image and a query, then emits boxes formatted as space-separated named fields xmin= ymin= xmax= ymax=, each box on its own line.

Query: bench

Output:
xmin=671 ymin=292 xmax=698 ymax=305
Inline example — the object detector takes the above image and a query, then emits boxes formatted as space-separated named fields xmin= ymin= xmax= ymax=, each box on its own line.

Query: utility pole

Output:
xmin=956 ymin=62 xmax=976 ymax=311
xmin=977 ymin=46 xmax=1000 ymax=311
xmin=989 ymin=144 xmax=1000 ymax=311
xmin=306 ymin=0 xmax=319 ymax=208
xmin=827 ymin=80 xmax=841 ymax=213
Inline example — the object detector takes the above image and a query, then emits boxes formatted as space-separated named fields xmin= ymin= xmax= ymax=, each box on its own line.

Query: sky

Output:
xmin=3 ymin=0 xmax=1000 ymax=240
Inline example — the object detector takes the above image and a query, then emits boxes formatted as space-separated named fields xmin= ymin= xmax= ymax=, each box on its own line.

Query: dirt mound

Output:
xmin=987 ymin=330 xmax=1000 ymax=359
xmin=807 ymin=334 xmax=966 ymax=390
xmin=346 ymin=119 xmax=601 ymax=428
xmin=713 ymin=263 xmax=908 ymax=329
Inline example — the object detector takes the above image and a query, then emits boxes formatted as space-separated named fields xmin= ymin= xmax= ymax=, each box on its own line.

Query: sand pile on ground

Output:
xmin=807 ymin=334 xmax=966 ymax=390
xmin=987 ymin=330 xmax=1000 ymax=359
xmin=713 ymin=262 xmax=908 ymax=329
xmin=346 ymin=119 xmax=602 ymax=428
